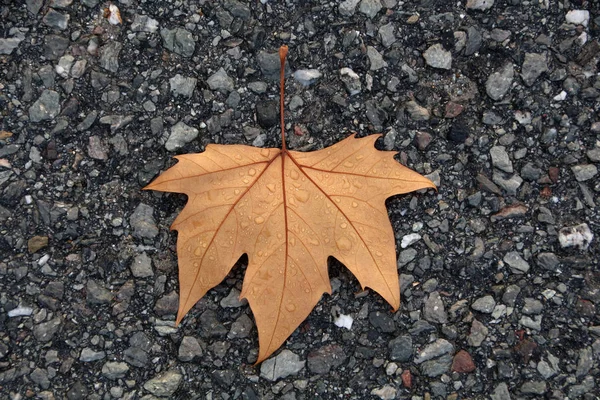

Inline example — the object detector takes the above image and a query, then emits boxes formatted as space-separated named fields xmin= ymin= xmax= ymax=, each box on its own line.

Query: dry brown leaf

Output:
xmin=145 ymin=47 xmax=435 ymax=363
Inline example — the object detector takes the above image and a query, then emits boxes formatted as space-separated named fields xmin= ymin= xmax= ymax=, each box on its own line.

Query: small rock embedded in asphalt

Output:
xmin=367 ymin=46 xmax=387 ymax=70
xmin=29 ymin=90 xmax=61 ymax=122
xmin=467 ymin=319 xmax=488 ymax=347
xmin=339 ymin=0 xmax=360 ymax=16
xmin=256 ymin=100 xmax=279 ymax=128
xmin=452 ymin=350 xmax=476 ymax=372
xmin=101 ymin=362 xmax=129 ymax=380
xmin=370 ymin=384 xmax=396 ymax=400
xmin=423 ymin=291 xmax=448 ymax=323
xmin=169 ymin=74 xmax=197 ymax=97
xmin=414 ymin=339 xmax=454 ymax=364
xmin=207 ymin=68 xmax=234 ymax=93
xmin=486 ymin=63 xmax=514 ymax=100
xmin=130 ymin=203 xmax=159 ymax=239
xmin=99 ymin=42 xmax=122 ymax=73
xmin=260 ymin=350 xmax=305 ymax=381
xmin=131 ymin=252 xmax=153 ymax=278
xmin=307 ymin=344 xmax=347 ymax=374
xmin=33 ymin=316 xmax=63 ymax=342
xmin=220 ymin=288 xmax=247 ymax=308
xmin=389 ymin=335 xmax=413 ymax=362
xmin=28 ymin=235 xmax=48 ymax=253
xmin=423 ymin=44 xmax=452 ymax=70
xmin=521 ymin=53 xmax=548 ymax=86
xmin=471 ymin=295 xmax=496 ymax=313
xmin=558 ymin=223 xmax=593 ymax=250
xmin=165 ymin=121 xmax=199 ymax=151
xmin=503 ymin=251 xmax=531 ymax=274
xmin=178 ymin=336 xmax=204 ymax=361
xmin=359 ymin=0 xmax=382 ymax=19
xmin=161 ymin=27 xmax=195 ymax=57
xmin=570 ymin=164 xmax=597 ymax=181
xmin=86 ymin=280 xmax=112 ymax=304
xmin=369 ymin=311 xmax=395 ymax=333
xmin=490 ymin=146 xmax=513 ymax=173
xmin=466 ymin=0 xmax=494 ymax=10
xmin=143 ymin=370 xmax=182 ymax=397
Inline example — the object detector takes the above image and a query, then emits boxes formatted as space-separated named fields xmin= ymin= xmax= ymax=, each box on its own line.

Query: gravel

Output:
xmin=1 ymin=1 xmax=598 ymax=399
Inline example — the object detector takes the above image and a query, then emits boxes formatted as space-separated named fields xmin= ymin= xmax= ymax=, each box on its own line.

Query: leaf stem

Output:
xmin=279 ymin=45 xmax=288 ymax=151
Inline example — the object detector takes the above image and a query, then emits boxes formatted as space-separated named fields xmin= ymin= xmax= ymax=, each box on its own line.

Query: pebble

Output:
xmin=369 ymin=311 xmax=395 ymax=333
xmin=131 ymin=14 xmax=159 ymax=33
xmin=260 ymin=350 xmax=305 ymax=381
xmin=423 ymin=291 xmax=448 ymax=323
xmin=448 ymin=120 xmax=469 ymax=143
xmin=257 ymin=50 xmax=290 ymax=80
xmin=161 ymin=28 xmax=195 ymax=57
xmin=169 ymin=74 xmax=197 ymax=98
xmin=143 ymin=370 xmax=182 ymax=397
xmin=256 ymin=100 xmax=279 ymax=128
xmin=248 ymin=81 xmax=268 ymax=94
xmin=521 ymin=53 xmax=548 ymax=86
xmin=339 ymin=0 xmax=360 ymax=16
xmin=99 ymin=42 xmax=122 ymax=73
xmin=466 ymin=0 xmax=494 ymax=10
xmin=492 ymin=171 xmax=522 ymax=195
xmin=358 ymin=0 xmax=382 ymax=19
xmin=401 ymin=233 xmax=421 ymax=248
xmin=558 ymin=223 xmax=593 ymax=250
xmin=0 ymin=37 xmax=23 ymax=54
xmin=520 ymin=381 xmax=547 ymax=395
xmin=207 ymin=68 xmax=234 ymax=93
xmin=228 ymin=314 xmax=253 ymax=339
xmin=28 ymin=235 xmax=49 ymax=253
xmin=536 ymin=252 xmax=559 ymax=271
xmin=367 ymin=46 xmax=387 ymax=71
xmin=101 ymin=362 xmax=129 ymax=380
xmin=570 ymin=164 xmax=597 ymax=181
xmin=467 ymin=319 xmax=488 ymax=347
xmin=178 ymin=336 xmax=204 ymax=361
xmin=451 ymin=350 xmax=476 ymax=373
xmin=8 ymin=306 xmax=34 ymax=317
xmin=370 ymin=385 xmax=396 ymax=400
xmin=340 ymin=67 xmax=362 ymax=95
xmin=307 ymin=344 xmax=347 ymax=374
xmin=220 ymin=288 xmax=247 ymax=308
xmin=486 ymin=63 xmax=513 ymax=100
xmin=522 ymin=298 xmax=543 ymax=315
xmin=471 ymin=295 xmax=496 ymax=313
xmin=414 ymin=339 xmax=454 ymax=364
xmin=491 ymin=383 xmax=511 ymax=400
xmin=43 ymin=9 xmax=69 ymax=30
xmin=293 ymin=69 xmax=322 ymax=86
xmin=420 ymin=354 xmax=452 ymax=377
xmin=520 ymin=315 xmax=542 ymax=330
xmin=87 ymin=136 xmax=108 ymax=160
xmin=503 ymin=251 xmax=530 ymax=274
xmin=490 ymin=146 xmax=513 ymax=173
xmin=29 ymin=90 xmax=61 ymax=122
xmin=165 ymin=121 xmax=199 ymax=151
xmin=566 ymin=10 xmax=589 ymax=26
xmin=378 ymin=23 xmax=395 ymax=48
xmin=79 ymin=348 xmax=106 ymax=362
xmin=130 ymin=203 xmax=159 ymax=239
xmin=405 ymin=100 xmax=430 ymax=121
xmin=423 ymin=44 xmax=452 ymax=70
xmin=389 ymin=335 xmax=412 ymax=362
xmin=33 ymin=317 xmax=63 ymax=342
xmin=86 ymin=280 xmax=112 ymax=304
xmin=131 ymin=252 xmax=153 ymax=278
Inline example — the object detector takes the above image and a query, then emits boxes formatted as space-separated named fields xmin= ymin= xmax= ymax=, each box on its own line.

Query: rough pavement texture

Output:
xmin=0 ymin=1 xmax=599 ymax=399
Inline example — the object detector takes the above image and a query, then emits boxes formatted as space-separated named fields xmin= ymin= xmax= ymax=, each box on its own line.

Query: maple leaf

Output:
xmin=145 ymin=46 xmax=435 ymax=363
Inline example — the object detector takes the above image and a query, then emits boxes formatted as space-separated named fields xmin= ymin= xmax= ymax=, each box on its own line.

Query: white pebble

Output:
xmin=334 ymin=314 xmax=353 ymax=330
xmin=553 ymin=91 xmax=567 ymax=101
xmin=565 ymin=10 xmax=589 ymax=26
xmin=401 ymin=233 xmax=422 ymax=248
xmin=8 ymin=306 xmax=34 ymax=317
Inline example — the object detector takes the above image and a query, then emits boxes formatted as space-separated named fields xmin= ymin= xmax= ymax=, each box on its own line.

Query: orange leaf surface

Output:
xmin=145 ymin=134 xmax=435 ymax=362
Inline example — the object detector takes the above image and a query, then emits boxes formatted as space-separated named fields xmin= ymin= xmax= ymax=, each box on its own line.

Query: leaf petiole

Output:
xmin=279 ymin=45 xmax=288 ymax=151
